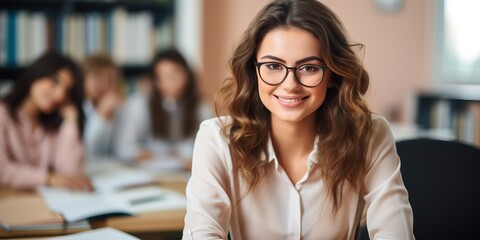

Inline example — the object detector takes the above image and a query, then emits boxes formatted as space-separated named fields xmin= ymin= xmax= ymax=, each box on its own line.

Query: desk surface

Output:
xmin=0 ymin=173 xmax=188 ymax=239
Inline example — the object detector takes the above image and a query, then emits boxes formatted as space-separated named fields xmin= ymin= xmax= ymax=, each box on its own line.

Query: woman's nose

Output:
xmin=282 ymin=69 xmax=302 ymax=91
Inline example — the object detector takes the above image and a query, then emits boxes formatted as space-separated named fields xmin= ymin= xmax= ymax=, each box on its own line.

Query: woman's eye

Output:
xmin=266 ymin=63 xmax=284 ymax=70
xmin=299 ymin=65 xmax=321 ymax=72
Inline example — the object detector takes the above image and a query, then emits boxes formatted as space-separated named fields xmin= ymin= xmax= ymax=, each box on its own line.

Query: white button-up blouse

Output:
xmin=183 ymin=114 xmax=414 ymax=240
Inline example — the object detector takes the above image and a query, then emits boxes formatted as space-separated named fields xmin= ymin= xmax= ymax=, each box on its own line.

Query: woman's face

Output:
xmin=154 ymin=60 xmax=189 ymax=100
xmin=85 ymin=67 xmax=117 ymax=102
xmin=256 ymin=26 xmax=331 ymax=125
xmin=30 ymin=68 xmax=74 ymax=113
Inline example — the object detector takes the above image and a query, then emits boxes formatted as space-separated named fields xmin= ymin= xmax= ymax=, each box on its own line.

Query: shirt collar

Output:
xmin=261 ymin=134 xmax=320 ymax=169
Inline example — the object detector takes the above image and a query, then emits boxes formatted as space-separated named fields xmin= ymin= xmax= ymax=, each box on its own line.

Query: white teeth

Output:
xmin=278 ymin=97 xmax=305 ymax=103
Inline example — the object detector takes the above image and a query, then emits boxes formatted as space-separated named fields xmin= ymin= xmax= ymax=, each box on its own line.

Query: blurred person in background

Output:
xmin=0 ymin=52 xmax=92 ymax=191
xmin=83 ymin=53 xmax=124 ymax=160
xmin=116 ymin=49 xmax=212 ymax=168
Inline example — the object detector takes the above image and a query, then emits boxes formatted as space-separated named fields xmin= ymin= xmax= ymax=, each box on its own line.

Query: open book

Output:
xmin=38 ymin=164 xmax=186 ymax=222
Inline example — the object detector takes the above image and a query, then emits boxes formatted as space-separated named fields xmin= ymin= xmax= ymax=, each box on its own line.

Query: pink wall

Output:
xmin=201 ymin=0 xmax=434 ymax=123
xmin=201 ymin=0 xmax=271 ymax=100
xmin=322 ymin=0 xmax=434 ymax=123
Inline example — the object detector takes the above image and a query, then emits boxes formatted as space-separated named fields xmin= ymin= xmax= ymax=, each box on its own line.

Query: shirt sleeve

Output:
xmin=52 ymin=121 xmax=84 ymax=174
xmin=183 ymin=121 xmax=232 ymax=240
xmin=0 ymin=119 xmax=48 ymax=189
xmin=363 ymin=116 xmax=415 ymax=240
xmin=114 ymin=96 xmax=147 ymax=162
xmin=84 ymin=110 xmax=115 ymax=157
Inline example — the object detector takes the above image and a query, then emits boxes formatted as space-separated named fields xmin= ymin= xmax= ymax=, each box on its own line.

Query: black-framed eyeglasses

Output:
xmin=255 ymin=62 xmax=327 ymax=88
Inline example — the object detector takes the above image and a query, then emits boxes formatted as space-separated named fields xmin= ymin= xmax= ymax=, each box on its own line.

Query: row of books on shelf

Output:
xmin=0 ymin=74 xmax=145 ymax=97
xmin=0 ymin=8 xmax=173 ymax=67
xmin=429 ymin=100 xmax=480 ymax=146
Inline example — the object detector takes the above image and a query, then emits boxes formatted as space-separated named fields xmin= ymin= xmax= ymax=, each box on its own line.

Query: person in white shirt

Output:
xmin=183 ymin=0 xmax=415 ymax=239
xmin=116 ymin=49 xmax=212 ymax=166
xmin=83 ymin=53 xmax=124 ymax=160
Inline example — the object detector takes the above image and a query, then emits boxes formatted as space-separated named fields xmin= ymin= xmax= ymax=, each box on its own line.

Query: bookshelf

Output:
xmin=0 ymin=0 xmax=175 ymax=83
xmin=415 ymin=84 xmax=480 ymax=147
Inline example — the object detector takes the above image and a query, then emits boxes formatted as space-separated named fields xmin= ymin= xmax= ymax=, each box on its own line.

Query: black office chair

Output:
xmin=357 ymin=138 xmax=480 ymax=240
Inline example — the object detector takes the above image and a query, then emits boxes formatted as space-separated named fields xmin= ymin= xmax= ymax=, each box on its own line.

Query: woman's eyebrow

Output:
xmin=259 ymin=55 xmax=322 ymax=65
xmin=295 ymin=56 xmax=322 ymax=65
xmin=260 ymin=55 xmax=285 ymax=63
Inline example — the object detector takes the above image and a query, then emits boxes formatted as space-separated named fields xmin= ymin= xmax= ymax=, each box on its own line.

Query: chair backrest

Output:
xmin=397 ymin=138 xmax=480 ymax=239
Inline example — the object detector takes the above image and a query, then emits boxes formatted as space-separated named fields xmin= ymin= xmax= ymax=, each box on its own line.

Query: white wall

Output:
xmin=175 ymin=0 xmax=203 ymax=71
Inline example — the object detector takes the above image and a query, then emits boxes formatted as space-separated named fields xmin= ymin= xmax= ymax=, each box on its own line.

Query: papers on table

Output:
xmin=136 ymin=157 xmax=185 ymax=174
xmin=37 ymin=160 xmax=186 ymax=222
xmin=38 ymin=185 xmax=186 ymax=222
xmin=91 ymin=168 xmax=156 ymax=193
xmin=104 ymin=186 xmax=186 ymax=214
xmin=85 ymin=160 xmax=157 ymax=193
xmin=44 ymin=227 xmax=139 ymax=240
xmin=38 ymin=187 xmax=134 ymax=222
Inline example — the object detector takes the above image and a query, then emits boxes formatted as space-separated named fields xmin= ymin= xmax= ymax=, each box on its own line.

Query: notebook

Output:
xmin=0 ymin=195 xmax=89 ymax=231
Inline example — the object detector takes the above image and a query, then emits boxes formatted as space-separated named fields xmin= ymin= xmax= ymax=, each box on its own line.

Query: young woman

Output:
xmin=0 ymin=52 xmax=92 ymax=191
xmin=183 ymin=0 xmax=414 ymax=239
xmin=116 ymin=49 xmax=212 ymax=165
xmin=83 ymin=53 xmax=124 ymax=159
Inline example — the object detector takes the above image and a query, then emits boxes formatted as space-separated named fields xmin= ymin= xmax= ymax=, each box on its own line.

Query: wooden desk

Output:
xmin=0 ymin=174 xmax=187 ymax=239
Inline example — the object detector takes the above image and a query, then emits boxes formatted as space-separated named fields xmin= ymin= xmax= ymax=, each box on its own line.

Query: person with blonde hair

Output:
xmin=183 ymin=0 xmax=414 ymax=239
xmin=83 ymin=53 xmax=124 ymax=159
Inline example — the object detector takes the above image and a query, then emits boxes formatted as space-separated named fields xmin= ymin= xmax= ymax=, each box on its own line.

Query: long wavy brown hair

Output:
xmin=216 ymin=0 xmax=372 ymax=212
xmin=149 ymin=49 xmax=200 ymax=139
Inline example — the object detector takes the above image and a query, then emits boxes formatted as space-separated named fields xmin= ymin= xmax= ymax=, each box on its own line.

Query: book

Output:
xmin=0 ymin=8 xmax=167 ymax=67
xmin=112 ymin=7 xmax=128 ymax=64
xmin=0 ymin=195 xmax=62 ymax=230
xmin=38 ymin=185 xmax=186 ymax=222
xmin=31 ymin=12 xmax=47 ymax=62
xmin=0 ymin=11 xmax=6 ymax=65
xmin=0 ymin=195 xmax=89 ymax=232
xmin=37 ymin=162 xmax=186 ymax=222
xmin=16 ymin=11 xmax=28 ymax=65
xmin=6 ymin=10 xmax=16 ymax=66
xmin=2 ymin=221 xmax=90 ymax=232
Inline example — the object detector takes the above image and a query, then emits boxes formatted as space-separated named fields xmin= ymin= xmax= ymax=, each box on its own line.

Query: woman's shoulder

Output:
xmin=370 ymin=113 xmax=391 ymax=133
xmin=368 ymin=113 xmax=395 ymax=149
xmin=196 ymin=116 xmax=234 ymax=169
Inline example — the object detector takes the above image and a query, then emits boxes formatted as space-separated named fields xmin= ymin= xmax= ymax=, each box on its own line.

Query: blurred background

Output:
xmin=1 ymin=0 xmax=479 ymax=147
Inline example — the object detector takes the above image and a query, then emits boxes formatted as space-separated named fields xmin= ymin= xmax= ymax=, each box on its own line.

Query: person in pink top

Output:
xmin=0 ymin=52 xmax=93 ymax=191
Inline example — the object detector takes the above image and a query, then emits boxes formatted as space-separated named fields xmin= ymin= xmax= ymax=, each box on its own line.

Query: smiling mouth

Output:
xmin=275 ymin=95 xmax=309 ymax=103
